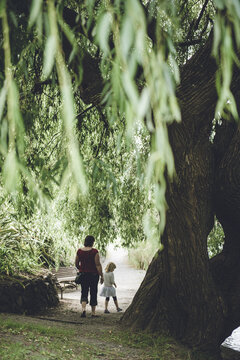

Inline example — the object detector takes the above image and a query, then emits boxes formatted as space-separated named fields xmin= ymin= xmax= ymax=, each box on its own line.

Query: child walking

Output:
xmin=100 ymin=262 xmax=122 ymax=313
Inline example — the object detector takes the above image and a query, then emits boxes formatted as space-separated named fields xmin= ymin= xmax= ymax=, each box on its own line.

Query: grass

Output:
xmin=104 ymin=329 xmax=218 ymax=360
xmin=0 ymin=314 xmax=221 ymax=360
xmin=0 ymin=317 xmax=101 ymax=360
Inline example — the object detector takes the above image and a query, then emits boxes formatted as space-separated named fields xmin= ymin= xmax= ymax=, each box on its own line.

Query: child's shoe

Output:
xmin=117 ymin=308 xmax=122 ymax=312
xmin=104 ymin=309 xmax=110 ymax=314
xmin=81 ymin=311 xmax=86 ymax=318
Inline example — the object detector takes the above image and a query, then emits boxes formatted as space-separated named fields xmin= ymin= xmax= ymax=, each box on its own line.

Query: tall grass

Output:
xmin=0 ymin=193 xmax=80 ymax=275
xmin=0 ymin=210 xmax=40 ymax=275
xmin=128 ymin=240 xmax=159 ymax=270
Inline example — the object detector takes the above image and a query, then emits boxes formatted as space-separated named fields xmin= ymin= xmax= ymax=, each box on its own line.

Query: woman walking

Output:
xmin=75 ymin=235 xmax=103 ymax=317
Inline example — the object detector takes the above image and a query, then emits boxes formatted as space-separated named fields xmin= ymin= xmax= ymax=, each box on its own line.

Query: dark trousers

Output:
xmin=80 ymin=273 xmax=99 ymax=306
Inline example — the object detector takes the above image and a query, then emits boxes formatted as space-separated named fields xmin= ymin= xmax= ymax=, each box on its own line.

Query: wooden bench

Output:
xmin=52 ymin=267 xmax=78 ymax=299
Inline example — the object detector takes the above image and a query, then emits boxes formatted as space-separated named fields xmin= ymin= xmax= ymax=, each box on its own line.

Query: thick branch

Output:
xmin=176 ymin=39 xmax=203 ymax=47
xmin=194 ymin=0 xmax=210 ymax=31
xmin=186 ymin=0 xmax=210 ymax=39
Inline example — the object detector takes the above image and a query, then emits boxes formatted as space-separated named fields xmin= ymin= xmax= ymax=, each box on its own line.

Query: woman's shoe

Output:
xmin=104 ymin=309 xmax=110 ymax=314
xmin=117 ymin=308 xmax=122 ymax=312
xmin=81 ymin=311 xmax=86 ymax=318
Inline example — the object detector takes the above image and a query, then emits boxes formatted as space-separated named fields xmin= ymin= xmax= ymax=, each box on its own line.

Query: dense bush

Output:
xmin=0 ymin=192 xmax=80 ymax=275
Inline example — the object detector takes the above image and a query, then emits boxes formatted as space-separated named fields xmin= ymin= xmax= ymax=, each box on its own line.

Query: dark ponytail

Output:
xmin=84 ymin=235 xmax=95 ymax=247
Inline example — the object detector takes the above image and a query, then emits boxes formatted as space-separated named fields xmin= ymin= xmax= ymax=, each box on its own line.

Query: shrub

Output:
xmin=128 ymin=240 xmax=159 ymax=270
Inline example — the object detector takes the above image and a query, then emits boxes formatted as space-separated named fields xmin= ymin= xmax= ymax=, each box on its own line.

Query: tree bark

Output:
xmin=121 ymin=35 xmax=240 ymax=353
xmin=211 ymin=123 xmax=240 ymax=334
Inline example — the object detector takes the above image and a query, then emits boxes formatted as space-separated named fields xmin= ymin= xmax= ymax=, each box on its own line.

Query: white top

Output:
xmin=103 ymin=271 xmax=115 ymax=287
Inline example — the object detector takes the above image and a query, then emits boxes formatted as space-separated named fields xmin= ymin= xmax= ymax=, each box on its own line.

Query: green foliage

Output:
xmin=207 ymin=218 xmax=224 ymax=258
xmin=213 ymin=0 xmax=240 ymax=120
xmin=0 ymin=0 xmax=238 ymax=273
xmin=93 ymin=0 xmax=182 ymax=235
xmin=0 ymin=203 xmax=41 ymax=275
xmin=0 ymin=188 xmax=81 ymax=274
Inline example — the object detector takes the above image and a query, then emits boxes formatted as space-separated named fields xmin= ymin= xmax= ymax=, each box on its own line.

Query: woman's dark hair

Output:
xmin=84 ymin=235 xmax=95 ymax=247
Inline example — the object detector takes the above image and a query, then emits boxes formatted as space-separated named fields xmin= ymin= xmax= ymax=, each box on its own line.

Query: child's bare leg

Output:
xmin=113 ymin=297 xmax=122 ymax=312
xmin=113 ymin=298 xmax=119 ymax=309
xmin=104 ymin=297 xmax=110 ymax=313
xmin=105 ymin=298 xmax=109 ymax=310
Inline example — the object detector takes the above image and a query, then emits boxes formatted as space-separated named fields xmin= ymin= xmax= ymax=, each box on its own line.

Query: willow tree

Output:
xmin=1 ymin=0 xmax=240 ymax=355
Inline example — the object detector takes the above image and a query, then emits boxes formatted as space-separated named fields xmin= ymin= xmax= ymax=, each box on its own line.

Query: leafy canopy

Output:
xmin=0 ymin=0 xmax=239 ymax=272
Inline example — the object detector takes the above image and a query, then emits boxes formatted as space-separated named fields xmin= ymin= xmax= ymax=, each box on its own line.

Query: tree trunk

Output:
xmin=211 ymin=123 xmax=240 ymax=335
xmin=121 ymin=36 xmax=240 ymax=352
xmin=121 ymin=121 xmax=225 ymax=352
